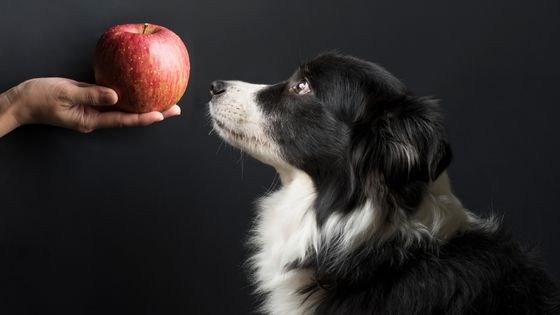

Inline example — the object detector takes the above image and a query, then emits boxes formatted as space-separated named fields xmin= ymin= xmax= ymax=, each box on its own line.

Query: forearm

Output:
xmin=0 ymin=86 xmax=23 ymax=138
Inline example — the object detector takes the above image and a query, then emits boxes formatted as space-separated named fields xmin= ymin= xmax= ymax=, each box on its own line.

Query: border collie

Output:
xmin=208 ymin=53 xmax=560 ymax=315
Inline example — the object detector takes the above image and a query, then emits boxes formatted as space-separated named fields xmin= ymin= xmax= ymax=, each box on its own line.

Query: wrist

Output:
xmin=0 ymin=84 xmax=26 ymax=137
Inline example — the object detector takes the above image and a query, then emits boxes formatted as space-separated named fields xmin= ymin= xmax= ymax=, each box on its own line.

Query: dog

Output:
xmin=208 ymin=53 xmax=560 ymax=315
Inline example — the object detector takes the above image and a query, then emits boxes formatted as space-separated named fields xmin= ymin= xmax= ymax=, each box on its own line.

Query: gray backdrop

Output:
xmin=0 ymin=0 xmax=558 ymax=314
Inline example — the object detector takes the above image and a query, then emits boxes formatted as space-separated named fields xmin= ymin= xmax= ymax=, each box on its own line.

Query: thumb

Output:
xmin=65 ymin=82 xmax=118 ymax=106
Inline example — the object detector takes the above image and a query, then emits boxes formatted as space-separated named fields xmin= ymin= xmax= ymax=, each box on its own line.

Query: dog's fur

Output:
xmin=208 ymin=53 xmax=560 ymax=315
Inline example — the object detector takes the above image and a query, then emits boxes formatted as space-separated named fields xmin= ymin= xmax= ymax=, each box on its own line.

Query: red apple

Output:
xmin=94 ymin=23 xmax=190 ymax=113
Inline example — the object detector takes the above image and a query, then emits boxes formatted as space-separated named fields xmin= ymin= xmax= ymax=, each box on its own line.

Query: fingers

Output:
xmin=61 ymin=81 xmax=118 ymax=107
xmin=162 ymin=105 xmax=181 ymax=118
xmin=89 ymin=111 xmax=165 ymax=130
xmin=79 ymin=107 xmax=181 ymax=132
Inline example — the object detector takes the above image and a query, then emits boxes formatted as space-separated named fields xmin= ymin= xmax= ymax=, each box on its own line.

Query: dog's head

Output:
xmin=208 ymin=53 xmax=451 ymax=227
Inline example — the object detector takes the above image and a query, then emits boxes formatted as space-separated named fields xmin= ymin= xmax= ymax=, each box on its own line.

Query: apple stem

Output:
xmin=143 ymin=23 xmax=149 ymax=34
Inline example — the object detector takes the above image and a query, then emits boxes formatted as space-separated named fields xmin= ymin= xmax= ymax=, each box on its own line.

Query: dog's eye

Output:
xmin=291 ymin=80 xmax=311 ymax=95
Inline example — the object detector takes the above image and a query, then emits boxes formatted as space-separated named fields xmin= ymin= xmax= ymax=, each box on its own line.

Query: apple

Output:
xmin=94 ymin=23 xmax=190 ymax=113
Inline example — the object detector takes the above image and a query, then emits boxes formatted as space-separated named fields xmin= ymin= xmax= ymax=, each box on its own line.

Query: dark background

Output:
xmin=0 ymin=0 xmax=559 ymax=314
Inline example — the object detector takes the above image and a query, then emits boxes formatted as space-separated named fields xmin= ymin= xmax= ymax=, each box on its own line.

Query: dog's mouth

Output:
xmin=211 ymin=115 xmax=272 ymax=149
xmin=212 ymin=118 xmax=247 ymax=141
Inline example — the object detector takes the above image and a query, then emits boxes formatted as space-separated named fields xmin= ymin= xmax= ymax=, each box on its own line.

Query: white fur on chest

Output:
xmin=250 ymin=171 xmax=321 ymax=315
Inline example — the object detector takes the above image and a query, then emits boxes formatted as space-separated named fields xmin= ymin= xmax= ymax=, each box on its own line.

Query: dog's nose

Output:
xmin=210 ymin=80 xmax=227 ymax=96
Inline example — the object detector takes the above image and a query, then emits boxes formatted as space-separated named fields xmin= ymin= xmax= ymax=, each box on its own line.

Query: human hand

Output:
xmin=0 ymin=77 xmax=181 ymax=137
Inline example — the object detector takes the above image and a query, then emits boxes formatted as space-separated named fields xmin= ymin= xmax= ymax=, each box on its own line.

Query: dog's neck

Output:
xmin=273 ymin=165 xmax=475 ymax=243
xmin=276 ymin=163 xmax=454 ymax=194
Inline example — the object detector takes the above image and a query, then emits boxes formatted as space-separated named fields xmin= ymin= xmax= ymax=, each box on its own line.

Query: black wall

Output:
xmin=0 ymin=0 xmax=559 ymax=314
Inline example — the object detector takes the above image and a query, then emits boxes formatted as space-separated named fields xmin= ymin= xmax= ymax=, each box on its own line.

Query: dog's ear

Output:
xmin=348 ymin=97 xmax=452 ymax=216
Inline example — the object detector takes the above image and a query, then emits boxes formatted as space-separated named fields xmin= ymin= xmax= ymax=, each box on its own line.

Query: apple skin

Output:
xmin=94 ymin=23 xmax=190 ymax=113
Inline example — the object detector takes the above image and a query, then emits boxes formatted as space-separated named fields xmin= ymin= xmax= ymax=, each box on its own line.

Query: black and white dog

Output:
xmin=208 ymin=53 xmax=560 ymax=315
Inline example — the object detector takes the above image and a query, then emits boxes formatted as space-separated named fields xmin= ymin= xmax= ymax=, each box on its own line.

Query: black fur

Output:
xmin=254 ymin=53 xmax=560 ymax=314
xmin=309 ymin=227 xmax=560 ymax=315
